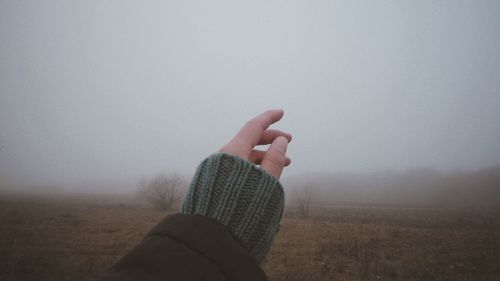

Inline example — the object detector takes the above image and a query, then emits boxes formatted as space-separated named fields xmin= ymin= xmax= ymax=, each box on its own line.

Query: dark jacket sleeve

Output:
xmin=101 ymin=213 xmax=267 ymax=281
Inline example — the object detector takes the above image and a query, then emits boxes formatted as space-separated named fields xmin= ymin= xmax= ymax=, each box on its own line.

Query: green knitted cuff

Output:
xmin=181 ymin=152 xmax=285 ymax=264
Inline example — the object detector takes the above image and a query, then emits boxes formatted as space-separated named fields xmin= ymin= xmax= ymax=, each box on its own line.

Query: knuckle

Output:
xmin=256 ymin=115 xmax=272 ymax=128
xmin=267 ymin=152 xmax=285 ymax=167
xmin=246 ymin=118 xmax=262 ymax=130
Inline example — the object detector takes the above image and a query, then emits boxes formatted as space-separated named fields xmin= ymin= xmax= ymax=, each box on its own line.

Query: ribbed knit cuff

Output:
xmin=181 ymin=152 xmax=285 ymax=264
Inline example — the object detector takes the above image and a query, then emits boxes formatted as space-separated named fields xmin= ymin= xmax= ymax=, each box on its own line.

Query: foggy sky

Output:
xmin=1 ymin=1 xmax=500 ymax=189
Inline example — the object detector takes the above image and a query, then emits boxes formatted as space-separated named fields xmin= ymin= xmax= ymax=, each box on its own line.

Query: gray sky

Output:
xmin=1 ymin=0 xmax=500 ymax=188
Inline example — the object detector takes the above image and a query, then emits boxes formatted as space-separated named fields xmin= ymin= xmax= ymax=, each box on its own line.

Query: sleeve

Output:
xmin=101 ymin=214 xmax=267 ymax=281
xmin=181 ymin=152 xmax=285 ymax=264
xmin=101 ymin=152 xmax=282 ymax=281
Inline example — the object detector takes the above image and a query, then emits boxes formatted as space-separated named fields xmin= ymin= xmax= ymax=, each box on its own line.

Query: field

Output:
xmin=1 ymin=192 xmax=499 ymax=281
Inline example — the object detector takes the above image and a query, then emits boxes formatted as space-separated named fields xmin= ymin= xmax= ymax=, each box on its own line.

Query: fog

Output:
xmin=1 ymin=1 xmax=500 ymax=195
xmin=284 ymin=165 xmax=500 ymax=208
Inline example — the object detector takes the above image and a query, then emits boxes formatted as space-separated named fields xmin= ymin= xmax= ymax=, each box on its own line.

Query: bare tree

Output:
xmin=293 ymin=183 xmax=316 ymax=218
xmin=137 ymin=172 xmax=186 ymax=211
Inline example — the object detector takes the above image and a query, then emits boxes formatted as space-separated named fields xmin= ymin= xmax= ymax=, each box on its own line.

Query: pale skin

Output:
xmin=218 ymin=109 xmax=292 ymax=179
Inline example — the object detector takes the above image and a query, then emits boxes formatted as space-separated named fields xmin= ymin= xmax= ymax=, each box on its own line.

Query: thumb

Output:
xmin=260 ymin=136 xmax=289 ymax=179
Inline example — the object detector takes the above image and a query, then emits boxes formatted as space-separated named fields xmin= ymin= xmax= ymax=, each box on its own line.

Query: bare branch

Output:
xmin=294 ymin=183 xmax=316 ymax=218
xmin=137 ymin=172 xmax=187 ymax=211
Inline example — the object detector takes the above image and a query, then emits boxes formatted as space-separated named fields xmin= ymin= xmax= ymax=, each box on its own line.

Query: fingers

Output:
xmin=231 ymin=109 xmax=284 ymax=155
xmin=218 ymin=109 xmax=292 ymax=176
xmin=260 ymin=136 xmax=289 ymax=178
xmin=249 ymin=149 xmax=291 ymax=166
xmin=258 ymin=129 xmax=292 ymax=145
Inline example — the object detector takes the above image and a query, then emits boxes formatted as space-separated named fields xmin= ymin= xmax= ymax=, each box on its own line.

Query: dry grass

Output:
xmin=1 ymin=193 xmax=499 ymax=281
xmin=265 ymin=207 xmax=500 ymax=281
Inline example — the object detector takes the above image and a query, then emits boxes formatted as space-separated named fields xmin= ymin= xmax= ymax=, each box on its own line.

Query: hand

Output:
xmin=218 ymin=109 xmax=292 ymax=179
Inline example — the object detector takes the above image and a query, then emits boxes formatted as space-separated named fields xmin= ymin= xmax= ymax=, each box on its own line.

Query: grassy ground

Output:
xmin=1 ymin=193 xmax=499 ymax=281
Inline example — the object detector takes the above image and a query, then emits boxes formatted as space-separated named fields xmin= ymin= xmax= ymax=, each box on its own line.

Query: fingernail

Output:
xmin=275 ymin=136 xmax=288 ymax=150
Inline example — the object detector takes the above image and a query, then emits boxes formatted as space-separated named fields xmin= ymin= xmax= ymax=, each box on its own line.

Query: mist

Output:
xmin=1 ymin=1 xmax=500 ymax=198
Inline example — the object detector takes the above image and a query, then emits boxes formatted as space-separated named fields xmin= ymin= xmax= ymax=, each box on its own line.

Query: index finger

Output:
xmin=232 ymin=109 xmax=284 ymax=151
